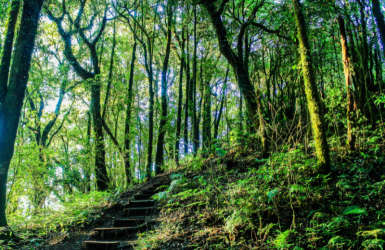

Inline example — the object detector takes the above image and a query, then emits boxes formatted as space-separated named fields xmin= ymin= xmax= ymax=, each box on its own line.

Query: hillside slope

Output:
xmin=137 ymin=147 xmax=385 ymax=249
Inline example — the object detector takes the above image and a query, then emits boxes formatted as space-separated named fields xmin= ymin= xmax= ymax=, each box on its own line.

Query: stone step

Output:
xmin=93 ymin=227 xmax=138 ymax=240
xmin=117 ymin=245 xmax=134 ymax=250
xmin=125 ymin=200 xmax=155 ymax=208
xmin=133 ymin=194 xmax=154 ymax=200
xmin=114 ymin=218 xmax=146 ymax=227
xmin=141 ymin=189 xmax=157 ymax=195
xmin=123 ymin=207 xmax=155 ymax=216
xmin=83 ymin=241 xmax=119 ymax=250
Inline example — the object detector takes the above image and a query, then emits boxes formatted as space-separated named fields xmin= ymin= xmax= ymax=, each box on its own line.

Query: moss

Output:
xmin=292 ymin=0 xmax=330 ymax=174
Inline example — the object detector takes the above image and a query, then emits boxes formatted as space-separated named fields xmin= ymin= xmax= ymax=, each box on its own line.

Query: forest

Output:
xmin=1 ymin=0 xmax=385 ymax=249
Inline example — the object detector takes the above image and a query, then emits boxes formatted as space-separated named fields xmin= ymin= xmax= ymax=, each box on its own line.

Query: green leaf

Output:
xmin=343 ymin=206 xmax=367 ymax=215
xmin=267 ymin=188 xmax=279 ymax=203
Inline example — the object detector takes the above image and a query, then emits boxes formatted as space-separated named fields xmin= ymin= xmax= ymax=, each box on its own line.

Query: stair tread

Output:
xmin=114 ymin=218 xmax=146 ymax=222
xmin=82 ymin=177 xmax=170 ymax=248
xmin=83 ymin=241 xmax=120 ymax=244
xmin=130 ymin=199 xmax=155 ymax=202
xmin=93 ymin=227 xmax=135 ymax=230
xmin=123 ymin=206 xmax=155 ymax=210
xmin=124 ymin=216 xmax=147 ymax=219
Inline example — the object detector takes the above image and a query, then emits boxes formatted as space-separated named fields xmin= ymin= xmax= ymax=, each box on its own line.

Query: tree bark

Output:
xmin=0 ymin=0 xmax=44 ymax=227
xmin=214 ymin=67 xmax=229 ymax=140
xmin=338 ymin=15 xmax=356 ymax=151
xmin=192 ymin=5 xmax=200 ymax=155
xmin=201 ymin=1 xmax=259 ymax=130
xmin=85 ymin=110 xmax=92 ymax=193
xmin=175 ymin=27 xmax=185 ymax=163
xmin=102 ymin=20 xmax=117 ymax=120
xmin=292 ymin=0 xmax=330 ymax=173
xmin=48 ymin=3 xmax=110 ymax=190
xmin=184 ymin=29 xmax=190 ymax=155
xmin=372 ymin=0 xmax=385 ymax=57
xmin=202 ymin=81 xmax=211 ymax=153
xmin=124 ymin=42 xmax=137 ymax=185
xmin=0 ymin=0 xmax=20 ymax=106
xmin=358 ymin=1 xmax=374 ymax=124
xmin=155 ymin=3 xmax=173 ymax=174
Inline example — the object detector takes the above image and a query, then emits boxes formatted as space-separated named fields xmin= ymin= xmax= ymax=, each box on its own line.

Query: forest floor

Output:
xmin=134 ymin=144 xmax=385 ymax=249
xmin=4 ymin=139 xmax=385 ymax=249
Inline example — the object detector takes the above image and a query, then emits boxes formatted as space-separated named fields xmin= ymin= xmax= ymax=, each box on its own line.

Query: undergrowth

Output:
xmin=136 ymin=139 xmax=385 ymax=249
xmin=1 ymin=191 xmax=117 ymax=249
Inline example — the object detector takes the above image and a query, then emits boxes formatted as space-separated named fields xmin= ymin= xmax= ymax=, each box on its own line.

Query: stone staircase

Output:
xmin=82 ymin=176 xmax=170 ymax=250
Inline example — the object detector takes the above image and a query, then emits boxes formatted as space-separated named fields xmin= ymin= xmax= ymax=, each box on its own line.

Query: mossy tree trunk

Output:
xmin=338 ymin=15 xmax=356 ymax=151
xmin=292 ymin=0 xmax=331 ymax=174
xmin=202 ymin=81 xmax=212 ymax=153
xmin=175 ymin=27 xmax=186 ymax=163
xmin=155 ymin=2 xmax=173 ymax=174
xmin=124 ymin=41 xmax=137 ymax=185
xmin=192 ymin=5 xmax=200 ymax=155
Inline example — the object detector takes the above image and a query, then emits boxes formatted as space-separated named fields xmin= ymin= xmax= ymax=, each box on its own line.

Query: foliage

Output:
xmin=2 ymin=191 xmax=114 ymax=248
xmin=136 ymin=132 xmax=385 ymax=249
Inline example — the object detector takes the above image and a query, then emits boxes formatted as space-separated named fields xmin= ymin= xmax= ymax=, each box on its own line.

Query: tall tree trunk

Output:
xmin=0 ymin=0 xmax=20 ymax=105
xmin=202 ymin=80 xmax=212 ymax=153
xmin=346 ymin=24 xmax=364 ymax=112
xmin=192 ymin=5 xmax=199 ymax=155
xmin=374 ymin=45 xmax=383 ymax=89
xmin=358 ymin=1 xmax=374 ymax=124
xmin=0 ymin=0 xmax=44 ymax=228
xmin=124 ymin=42 xmax=137 ymax=185
xmin=372 ymin=0 xmax=385 ymax=57
xmin=155 ymin=3 xmax=172 ymax=174
xmin=239 ymin=94 xmax=243 ymax=133
xmin=145 ymin=45 xmax=155 ymax=179
xmin=85 ymin=110 xmax=92 ymax=193
xmin=91 ymin=80 xmax=109 ymax=190
xmin=175 ymin=27 xmax=185 ymax=163
xmin=257 ymin=91 xmax=268 ymax=158
xmin=292 ymin=0 xmax=330 ymax=173
xmin=48 ymin=3 xmax=109 ymax=190
xmin=214 ymin=67 xmax=229 ymax=140
xmin=201 ymin=2 xmax=259 ymax=131
xmin=102 ymin=20 xmax=117 ymax=120
xmin=338 ymin=15 xmax=356 ymax=151
xmin=184 ymin=30 xmax=190 ymax=154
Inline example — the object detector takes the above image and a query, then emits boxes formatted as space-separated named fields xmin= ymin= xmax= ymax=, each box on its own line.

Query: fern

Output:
xmin=362 ymin=239 xmax=385 ymax=250
xmin=274 ymin=230 xmax=294 ymax=249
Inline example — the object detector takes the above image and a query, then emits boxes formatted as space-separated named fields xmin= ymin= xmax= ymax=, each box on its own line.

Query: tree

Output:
xmin=372 ymin=0 xmax=385 ymax=57
xmin=0 ymin=0 xmax=19 ymax=104
xmin=47 ymin=1 xmax=110 ymax=190
xmin=292 ymin=0 xmax=330 ymax=173
xmin=337 ymin=15 xmax=356 ymax=151
xmin=0 ymin=0 xmax=44 ymax=228
xmin=174 ymin=25 xmax=186 ymax=163
xmin=199 ymin=0 xmax=280 ymax=156
xmin=155 ymin=1 xmax=173 ymax=174
xmin=124 ymin=41 xmax=137 ymax=184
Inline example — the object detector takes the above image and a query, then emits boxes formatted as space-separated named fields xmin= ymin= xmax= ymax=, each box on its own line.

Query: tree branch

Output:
xmin=45 ymin=101 xmax=74 ymax=148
